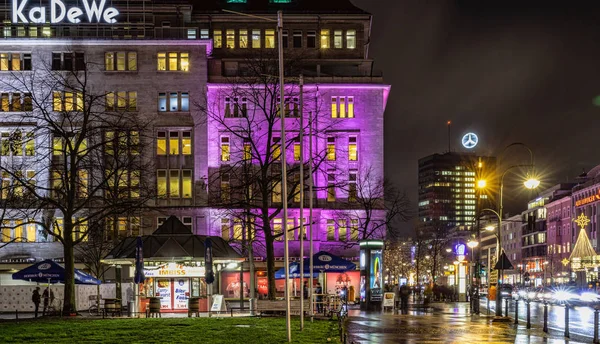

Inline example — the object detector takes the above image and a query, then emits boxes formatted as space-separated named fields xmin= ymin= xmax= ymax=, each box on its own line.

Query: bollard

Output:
xmin=564 ymin=305 xmax=570 ymax=338
xmin=505 ymin=298 xmax=509 ymax=317
xmin=526 ymin=301 xmax=531 ymax=329
xmin=487 ymin=298 xmax=490 ymax=315
xmin=15 ymin=309 xmax=18 ymax=321
xmin=514 ymin=299 xmax=519 ymax=325
xmin=594 ymin=308 xmax=599 ymax=344
xmin=543 ymin=302 xmax=548 ymax=333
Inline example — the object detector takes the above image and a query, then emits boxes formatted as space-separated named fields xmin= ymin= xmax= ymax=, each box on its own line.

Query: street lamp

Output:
xmin=477 ymin=179 xmax=487 ymax=189
xmin=467 ymin=240 xmax=479 ymax=312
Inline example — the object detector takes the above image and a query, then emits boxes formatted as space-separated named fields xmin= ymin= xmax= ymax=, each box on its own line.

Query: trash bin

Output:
xmin=128 ymin=301 xmax=134 ymax=317
xmin=249 ymin=298 xmax=256 ymax=315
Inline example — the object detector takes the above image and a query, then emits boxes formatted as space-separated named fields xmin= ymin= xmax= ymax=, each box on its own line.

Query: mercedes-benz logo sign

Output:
xmin=462 ymin=133 xmax=478 ymax=149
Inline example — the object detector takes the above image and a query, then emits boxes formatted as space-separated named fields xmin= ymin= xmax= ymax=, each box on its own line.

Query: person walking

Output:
xmin=400 ymin=284 xmax=410 ymax=314
xmin=315 ymin=283 xmax=323 ymax=314
xmin=42 ymin=287 xmax=50 ymax=316
xmin=32 ymin=287 xmax=41 ymax=318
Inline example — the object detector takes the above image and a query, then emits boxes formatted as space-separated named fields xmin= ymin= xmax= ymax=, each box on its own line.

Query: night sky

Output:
xmin=351 ymin=1 xmax=600 ymax=234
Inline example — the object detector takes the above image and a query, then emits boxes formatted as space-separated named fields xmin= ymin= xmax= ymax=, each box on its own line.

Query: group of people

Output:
xmin=303 ymin=281 xmax=325 ymax=313
xmin=392 ymin=283 xmax=411 ymax=313
xmin=31 ymin=286 xmax=55 ymax=318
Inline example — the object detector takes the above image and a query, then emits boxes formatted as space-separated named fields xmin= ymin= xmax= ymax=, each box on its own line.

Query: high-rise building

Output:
xmin=418 ymin=152 xmax=496 ymax=232
xmin=0 ymin=0 xmax=387 ymax=303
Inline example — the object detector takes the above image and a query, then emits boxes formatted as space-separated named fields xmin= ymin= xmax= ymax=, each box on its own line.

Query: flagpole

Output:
xmin=308 ymin=110 xmax=314 ymax=322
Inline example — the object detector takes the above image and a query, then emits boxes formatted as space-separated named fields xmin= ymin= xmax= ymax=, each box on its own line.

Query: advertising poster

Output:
xmin=221 ymin=272 xmax=250 ymax=298
xmin=173 ymin=279 xmax=190 ymax=309
xmin=370 ymin=250 xmax=383 ymax=290
xmin=156 ymin=278 xmax=172 ymax=309
xmin=360 ymin=275 xmax=366 ymax=302
xmin=326 ymin=271 xmax=359 ymax=301
xmin=257 ymin=276 xmax=268 ymax=296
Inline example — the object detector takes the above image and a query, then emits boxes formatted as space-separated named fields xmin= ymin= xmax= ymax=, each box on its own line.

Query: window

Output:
xmin=182 ymin=170 xmax=192 ymax=198
xmin=157 ymin=52 xmax=189 ymax=71
xmin=243 ymin=139 xmax=252 ymax=161
xmin=327 ymin=137 xmax=336 ymax=161
xmin=158 ymin=92 xmax=189 ymax=112
xmin=156 ymin=130 xmax=191 ymax=156
xmin=105 ymin=52 xmax=137 ymax=71
xmin=200 ymin=29 xmax=209 ymax=40
xmin=327 ymin=170 xmax=336 ymax=202
xmin=327 ymin=220 xmax=335 ymax=241
xmin=339 ymin=96 xmax=346 ymax=118
xmin=157 ymin=170 xmax=167 ymax=197
xmin=221 ymin=218 xmax=230 ymax=240
xmin=106 ymin=91 xmax=137 ymax=111
xmin=224 ymin=96 xmax=247 ymax=117
xmin=265 ymin=29 xmax=275 ymax=48
xmin=273 ymin=218 xmax=283 ymax=241
xmin=52 ymin=52 xmax=84 ymax=71
xmin=252 ymin=30 xmax=261 ymax=48
xmin=349 ymin=136 xmax=358 ymax=161
xmin=221 ymin=173 xmax=230 ymax=202
xmin=169 ymin=170 xmax=180 ymax=198
xmin=331 ymin=96 xmax=354 ymax=118
xmin=106 ymin=168 xmax=139 ymax=199
xmin=78 ymin=170 xmax=88 ymax=198
xmin=350 ymin=219 xmax=359 ymax=240
xmin=286 ymin=219 xmax=294 ymax=240
xmin=306 ymin=30 xmax=316 ymax=48
xmin=346 ymin=30 xmax=356 ymax=49
xmin=338 ymin=219 xmax=347 ymax=241
xmin=272 ymin=137 xmax=281 ymax=161
xmin=106 ymin=217 xmax=139 ymax=240
xmin=226 ymin=29 xmax=235 ymax=48
xmin=320 ymin=29 xmax=330 ymax=49
xmin=213 ymin=29 xmax=223 ymax=48
xmin=233 ymin=218 xmax=243 ymax=240
xmin=0 ymin=93 xmax=32 ymax=112
xmin=221 ymin=136 xmax=230 ymax=161
xmin=239 ymin=29 xmax=248 ymax=48
xmin=0 ymin=53 xmax=31 ymax=71
xmin=272 ymin=178 xmax=282 ymax=203
xmin=187 ymin=29 xmax=197 ymax=39
xmin=347 ymin=96 xmax=354 ymax=118
xmin=282 ymin=30 xmax=288 ymax=48
xmin=331 ymin=97 xmax=337 ymax=117
xmin=349 ymin=170 xmax=357 ymax=202
xmin=293 ymin=138 xmax=301 ymax=161
xmin=105 ymin=130 xmax=139 ymax=157
xmin=1 ymin=130 xmax=34 ymax=157
xmin=53 ymin=91 xmax=83 ymax=112
xmin=293 ymin=30 xmax=302 ymax=48
xmin=334 ymin=30 xmax=343 ymax=48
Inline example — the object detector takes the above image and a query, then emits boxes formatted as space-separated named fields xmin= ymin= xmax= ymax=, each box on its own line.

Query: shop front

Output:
xmin=143 ymin=264 xmax=207 ymax=311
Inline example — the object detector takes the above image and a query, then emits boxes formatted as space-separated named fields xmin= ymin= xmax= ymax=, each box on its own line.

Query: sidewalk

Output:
xmin=346 ymin=302 xmax=589 ymax=344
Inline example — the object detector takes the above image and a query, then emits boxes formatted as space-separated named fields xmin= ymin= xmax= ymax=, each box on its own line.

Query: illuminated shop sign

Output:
xmin=144 ymin=264 xmax=205 ymax=278
xmin=575 ymin=190 xmax=600 ymax=207
xmin=12 ymin=0 xmax=119 ymax=24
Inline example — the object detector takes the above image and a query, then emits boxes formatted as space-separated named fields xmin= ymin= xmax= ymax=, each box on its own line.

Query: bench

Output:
xmin=256 ymin=300 xmax=310 ymax=316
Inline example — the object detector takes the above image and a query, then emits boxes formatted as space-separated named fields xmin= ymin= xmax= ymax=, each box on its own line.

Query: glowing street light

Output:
xmin=467 ymin=240 xmax=479 ymax=249
xmin=485 ymin=225 xmax=495 ymax=232
xmin=524 ymin=177 xmax=541 ymax=190
xmin=477 ymin=179 xmax=487 ymax=189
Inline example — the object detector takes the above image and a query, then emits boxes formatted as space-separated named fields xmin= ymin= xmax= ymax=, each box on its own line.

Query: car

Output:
xmin=499 ymin=284 xmax=514 ymax=298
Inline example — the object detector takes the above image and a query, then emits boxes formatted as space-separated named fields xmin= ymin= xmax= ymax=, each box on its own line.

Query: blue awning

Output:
xmin=274 ymin=251 xmax=356 ymax=279
xmin=12 ymin=259 xmax=101 ymax=285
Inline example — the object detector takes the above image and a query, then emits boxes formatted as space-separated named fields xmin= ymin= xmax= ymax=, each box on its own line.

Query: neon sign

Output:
xmin=575 ymin=190 xmax=600 ymax=207
xmin=461 ymin=133 xmax=478 ymax=149
xmin=12 ymin=0 xmax=119 ymax=24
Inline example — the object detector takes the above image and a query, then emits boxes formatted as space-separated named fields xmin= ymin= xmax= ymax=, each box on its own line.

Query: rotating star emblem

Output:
xmin=574 ymin=213 xmax=590 ymax=230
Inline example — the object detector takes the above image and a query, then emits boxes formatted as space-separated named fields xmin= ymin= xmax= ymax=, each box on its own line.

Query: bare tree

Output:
xmin=203 ymin=50 xmax=330 ymax=299
xmin=0 ymin=51 xmax=154 ymax=313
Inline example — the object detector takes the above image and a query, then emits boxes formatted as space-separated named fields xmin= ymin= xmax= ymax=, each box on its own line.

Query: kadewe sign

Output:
xmin=12 ymin=0 xmax=119 ymax=24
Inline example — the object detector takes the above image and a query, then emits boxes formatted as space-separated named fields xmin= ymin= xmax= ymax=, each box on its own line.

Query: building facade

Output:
xmin=0 ymin=0 xmax=388 ymax=299
xmin=545 ymin=194 xmax=572 ymax=285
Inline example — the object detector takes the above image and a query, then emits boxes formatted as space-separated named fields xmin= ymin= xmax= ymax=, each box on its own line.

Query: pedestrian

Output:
xmin=392 ymin=283 xmax=400 ymax=309
xmin=42 ymin=287 xmax=50 ymax=316
xmin=315 ymin=282 xmax=323 ymax=314
xmin=400 ymin=284 xmax=410 ymax=313
xmin=32 ymin=287 xmax=41 ymax=318
xmin=303 ymin=281 xmax=309 ymax=299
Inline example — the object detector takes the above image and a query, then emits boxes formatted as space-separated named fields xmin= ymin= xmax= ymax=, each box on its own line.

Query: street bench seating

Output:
xmin=256 ymin=300 xmax=310 ymax=316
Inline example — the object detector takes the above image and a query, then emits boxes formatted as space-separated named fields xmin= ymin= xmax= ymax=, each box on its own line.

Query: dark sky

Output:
xmin=351 ymin=1 xmax=600 ymax=234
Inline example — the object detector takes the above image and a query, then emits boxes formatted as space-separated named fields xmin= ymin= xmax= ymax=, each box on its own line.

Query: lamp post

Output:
xmin=467 ymin=240 xmax=479 ymax=313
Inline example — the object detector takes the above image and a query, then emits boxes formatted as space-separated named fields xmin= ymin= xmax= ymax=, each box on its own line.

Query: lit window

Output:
xmin=347 ymin=97 xmax=354 ymax=118
xmin=334 ymin=30 xmax=343 ymax=48
xmin=106 ymin=91 xmax=137 ymax=111
xmin=226 ymin=29 xmax=235 ymax=48
xmin=169 ymin=132 xmax=180 ymax=155
xmin=221 ymin=218 xmax=230 ymax=240
xmin=327 ymin=170 xmax=336 ymax=202
xmin=0 ymin=52 xmax=31 ymax=71
xmin=349 ymin=136 xmax=358 ymax=161
xmin=339 ymin=96 xmax=346 ymax=118
xmin=157 ymin=131 xmax=167 ymax=155
xmin=169 ymin=170 xmax=180 ymax=198
xmin=233 ymin=218 xmax=243 ymax=240
xmin=320 ymin=29 xmax=330 ymax=48
xmin=327 ymin=137 xmax=336 ymax=161
xmin=243 ymin=139 xmax=252 ymax=161
xmin=293 ymin=138 xmax=301 ymax=161
xmin=182 ymin=131 xmax=192 ymax=155
xmin=213 ymin=29 xmax=223 ymax=48
xmin=239 ymin=29 xmax=248 ymax=48
xmin=200 ymin=29 xmax=209 ymax=39
xmin=350 ymin=219 xmax=359 ymax=240
xmin=331 ymin=96 xmax=337 ymax=118
xmin=221 ymin=136 xmax=230 ymax=161
xmin=272 ymin=137 xmax=281 ymax=161
xmin=327 ymin=220 xmax=335 ymax=241
xmin=346 ymin=30 xmax=356 ymax=49
xmin=265 ymin=29 xmax=275 ymax=48
xmin=157 ymin=170 xmax=167 ymax=197
xmin=157 ymin=52 xmax=189 ymax=71
xmin=273 ymin=218 xmax=283 ymax=241
xmin=158 ymin=92 xmax=189 ymax=112
xmin=187 ymin=29 xmax=197 ymax=39
xmin=252 ymin=29 xmax=261 ymax=48
xmin=338 ymin=219 xmax=347 ymax=241
xmin=52 ymin=91 xmax=83 ymax=112
xmin=272 ymin=180 xmax=281 ymax=203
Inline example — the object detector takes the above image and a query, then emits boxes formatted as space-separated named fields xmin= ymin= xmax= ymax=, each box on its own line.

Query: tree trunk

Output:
xmin=63 ymin=235 xmax=76 ymax=313
xmin=266 ymin=235 xmax=276 ymax=300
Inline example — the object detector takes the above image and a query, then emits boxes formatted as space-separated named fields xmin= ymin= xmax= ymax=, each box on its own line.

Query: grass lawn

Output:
xmin=0 ymin=317 xmax=341 ymax=343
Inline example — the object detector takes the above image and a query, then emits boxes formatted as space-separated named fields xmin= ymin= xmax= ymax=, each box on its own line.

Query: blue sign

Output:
xmin=461 ymin=133 xmax=478 ymax=149
xmin=454 ymin=243 xmax=466 ymax=256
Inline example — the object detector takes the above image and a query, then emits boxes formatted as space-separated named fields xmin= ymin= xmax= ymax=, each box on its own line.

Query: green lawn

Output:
xmin=0 ymin=317 xmax=341 ymax=343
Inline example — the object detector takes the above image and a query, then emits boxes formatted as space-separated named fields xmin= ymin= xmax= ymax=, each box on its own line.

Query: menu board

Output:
xmin=156 ymin=278 xmax=172 ymax=309
xmin=174 ymin=279 xmax=190 ymax=309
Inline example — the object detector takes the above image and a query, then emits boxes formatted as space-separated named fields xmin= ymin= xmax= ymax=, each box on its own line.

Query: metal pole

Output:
xmin=299 ymin=74 xmax=304 ymax=330
xmin=514 ymin=298 xmax=518 ymax=325
xmin=565 ymin=305 xmax=570 ymax=338
xmin=594 ymin=308 xmax=599 ymax=344
xmin=504 ymin=298 xmax=508 ymax=317
xmin=526 ymin=301 xmax=531 ymax=329
xmin=308 ymin=110 xmax=314 ymax=322
xmin=496 ymin=178 xmax=504 ymax=317
xmin=543 ymin=301 xmax=548 ymax=333
xmin=277 ymin=10 xmax=291 ymax=343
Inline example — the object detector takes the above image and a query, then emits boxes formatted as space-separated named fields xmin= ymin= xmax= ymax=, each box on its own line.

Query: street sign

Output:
xmin=489 ymin=270 xmax=498 ymax=284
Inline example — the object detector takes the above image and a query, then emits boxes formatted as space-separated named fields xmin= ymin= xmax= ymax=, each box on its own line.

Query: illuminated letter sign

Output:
xmin=12 ymin=0 xmax=119 ymax=24
xmin=575 ymin=190 xmax=600 ymax=207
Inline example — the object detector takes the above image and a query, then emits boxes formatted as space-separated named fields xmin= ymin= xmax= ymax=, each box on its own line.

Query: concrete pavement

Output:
xmin=347 ymin=302 xmax=590 ymax=343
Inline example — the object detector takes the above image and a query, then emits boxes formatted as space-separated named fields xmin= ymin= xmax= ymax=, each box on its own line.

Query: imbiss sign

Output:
xmin=12 ymin=0 xmax=119 ymax=24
